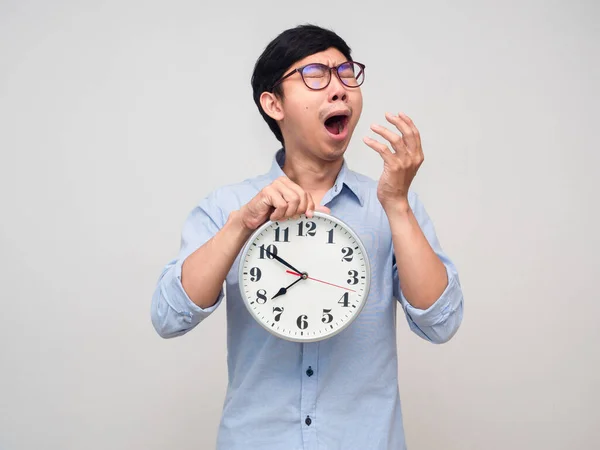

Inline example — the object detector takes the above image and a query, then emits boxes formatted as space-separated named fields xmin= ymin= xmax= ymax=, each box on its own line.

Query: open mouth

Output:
xmin=324 ymin=115 xmax=350 ymax=136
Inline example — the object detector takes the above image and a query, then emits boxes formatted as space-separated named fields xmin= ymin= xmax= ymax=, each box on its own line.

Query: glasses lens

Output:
xmin=302 ymin=64 xmax=329 ymax=90
xmin=338 ymin=62 xmax=364 ymax=87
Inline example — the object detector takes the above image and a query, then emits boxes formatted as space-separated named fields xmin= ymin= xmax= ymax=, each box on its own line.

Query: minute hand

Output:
xmin=265 ymin=249 xmax=305 ymax=275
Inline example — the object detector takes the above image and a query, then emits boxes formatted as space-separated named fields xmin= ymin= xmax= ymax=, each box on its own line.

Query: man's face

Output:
xmin=272 ymin=47 xmax=364 ymax=161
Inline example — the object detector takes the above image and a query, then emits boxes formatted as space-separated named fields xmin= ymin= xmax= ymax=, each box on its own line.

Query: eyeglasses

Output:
xmin=271 ymin=61 xmax=366 ymax=91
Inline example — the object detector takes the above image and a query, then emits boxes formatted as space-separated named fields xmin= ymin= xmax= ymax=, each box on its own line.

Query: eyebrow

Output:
xmin=307 ymin=60 xmax=343 ymax=67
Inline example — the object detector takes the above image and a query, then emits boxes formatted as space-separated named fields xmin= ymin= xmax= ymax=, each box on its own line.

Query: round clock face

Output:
xmin=238 ymin=212 xmax=371 ymax=342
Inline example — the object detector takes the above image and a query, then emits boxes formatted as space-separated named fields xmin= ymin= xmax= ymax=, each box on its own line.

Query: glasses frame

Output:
xmin=271 ymin=61 xmax=366 ymax=92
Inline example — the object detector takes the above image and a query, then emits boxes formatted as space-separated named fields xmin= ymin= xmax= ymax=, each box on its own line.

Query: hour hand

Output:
xmin=265 ymin=249 xmax=304 ymax=275
xmin=271 ymin=276 xmax=303 ymax=300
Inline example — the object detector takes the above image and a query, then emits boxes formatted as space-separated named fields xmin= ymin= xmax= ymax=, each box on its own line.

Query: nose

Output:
xmin=327 ymin=73 xmax=348 ymax=103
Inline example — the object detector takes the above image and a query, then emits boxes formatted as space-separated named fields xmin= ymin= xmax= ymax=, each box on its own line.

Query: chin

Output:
xmin=320 ymin=139 xmax=351 ymax=161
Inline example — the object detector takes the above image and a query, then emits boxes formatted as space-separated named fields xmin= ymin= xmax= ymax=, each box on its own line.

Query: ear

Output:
xmin=260 ymin=91 xmax=284 ymax=121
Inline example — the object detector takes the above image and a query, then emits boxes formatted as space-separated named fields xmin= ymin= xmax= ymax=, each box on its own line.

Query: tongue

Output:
xmin=325 ymin=117 xmax=344 ymax=135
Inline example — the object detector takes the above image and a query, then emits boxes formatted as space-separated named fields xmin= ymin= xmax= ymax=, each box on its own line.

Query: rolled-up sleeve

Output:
xmin=394 ymin=192 xmax=464 ymax=344
xmin=151 ymin=192 xmax=225 ymax=338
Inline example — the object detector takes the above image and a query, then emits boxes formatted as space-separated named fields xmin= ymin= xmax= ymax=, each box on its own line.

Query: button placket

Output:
xmin=300 ymin=343 xmax=318 ymax=447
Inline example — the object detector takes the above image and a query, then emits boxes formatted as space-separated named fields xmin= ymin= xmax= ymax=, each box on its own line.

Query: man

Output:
xmin=151 ymin=24 xmax=464 ymax=450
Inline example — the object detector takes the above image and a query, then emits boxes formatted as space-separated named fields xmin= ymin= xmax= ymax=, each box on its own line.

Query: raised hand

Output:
xmin=363 ymin=112 xmax=424 ymax=212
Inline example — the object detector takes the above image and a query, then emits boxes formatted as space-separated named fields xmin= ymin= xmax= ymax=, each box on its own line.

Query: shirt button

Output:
xmin=305 ymin=416 xmax=312 ymax=426
xmin=306 ymin=366 xmax=314 ymax=377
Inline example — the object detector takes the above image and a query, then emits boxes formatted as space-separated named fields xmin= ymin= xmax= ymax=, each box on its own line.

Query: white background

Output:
xmin=1 ymin=0 xmax=598 ymax=449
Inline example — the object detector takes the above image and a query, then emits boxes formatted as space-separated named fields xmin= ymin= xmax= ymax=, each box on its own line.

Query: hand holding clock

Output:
xmin=238 ymin=176 xmax=331 ymax=231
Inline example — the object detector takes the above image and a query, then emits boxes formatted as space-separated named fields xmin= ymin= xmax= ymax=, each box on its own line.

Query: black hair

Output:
xmin=251 ymin=24 xmax=353 ymax=145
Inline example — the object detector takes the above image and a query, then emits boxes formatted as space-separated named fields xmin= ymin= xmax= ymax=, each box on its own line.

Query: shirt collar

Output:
xmin=268 ymin=148 xmax=365 ymax=207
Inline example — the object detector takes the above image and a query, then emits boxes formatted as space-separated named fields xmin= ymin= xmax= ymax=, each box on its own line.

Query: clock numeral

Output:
xmin=322 ymin=309 xmax=334 ymax=324
xmin=296 ymin=315 xmax=308 ymax=330
xmin=259 ymin=244 xmax=278 ymax=259
xmin=256 ymin=289 xmax=267 ymax=304
xmin=297 ymin=221 xmax=317 ymax=237
xmin=347 ymin=270 xmax=359 ymax=285
xmin=338 ymin=292 xmax=350 ymax=307
xmin=249 ymin=267 xmax=262 ymax=282
xmin=274 ymin=227 xmax=290 ymax=242
xmin=326 ymin=229 xmax=335 ymax=244
xmin=273 ymin=307 xmax=284 ymax=322
xmin=341 ymin=247 xmax=354 ymax=262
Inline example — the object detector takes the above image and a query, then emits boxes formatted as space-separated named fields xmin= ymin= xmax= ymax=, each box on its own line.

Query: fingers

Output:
xmin=398 ymin=112 xmax=422 ymax=153
xmin=280 ymin=177 xmax=311 ymax=218
xmin=363 ymin=136 xmax=397 ymax=164
xmin=266 ymin=177 xmax=329 ymax=221
xmin=266 ymin=179 xmax=299 ymax=221
xmin=369 ymin=123 xmax=410 ymax=157
xmin=365 ymin=112 xmax=424 ymax=166
xmin=304 ymin=195 xmax=330 ymax=217
xmin=262 ymin=185 xmax=290 ymax=222
xmin=384 ymin=112 xmax=422 ymax=158
xmin=369 ymin=123 xmax=399 ymax=145
xmin=306 ymin=192 xmax=316 ymax=218
xmin=244 ymin=176 xmax=334 ymax=229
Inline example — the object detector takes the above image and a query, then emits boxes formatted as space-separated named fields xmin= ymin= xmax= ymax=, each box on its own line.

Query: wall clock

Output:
xmin=238 ymin=212 xmax=371 ymax=342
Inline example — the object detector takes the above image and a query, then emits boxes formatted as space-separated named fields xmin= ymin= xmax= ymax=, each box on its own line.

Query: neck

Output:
xmin=281 ymin=146 xmax=343 ymax=205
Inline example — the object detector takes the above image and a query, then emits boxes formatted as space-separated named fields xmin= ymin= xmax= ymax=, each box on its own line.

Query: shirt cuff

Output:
xmin=165 ymin=258 xmax=224 ymax=325
xmin=400 ymin=265 xmax=462 ymax=328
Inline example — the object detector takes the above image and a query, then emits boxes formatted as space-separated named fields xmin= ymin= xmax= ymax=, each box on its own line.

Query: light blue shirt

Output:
xmin=151 ymin=149 xmax=464 ymax=450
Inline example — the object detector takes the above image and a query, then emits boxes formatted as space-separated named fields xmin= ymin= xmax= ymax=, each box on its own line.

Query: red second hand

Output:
xmin=286 ymin=270 xmax=356 ymax=293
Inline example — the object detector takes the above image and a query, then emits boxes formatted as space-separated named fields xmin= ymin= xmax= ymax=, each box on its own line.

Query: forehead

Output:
xmin=287 ymin=47 xmax=348 ymax=70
